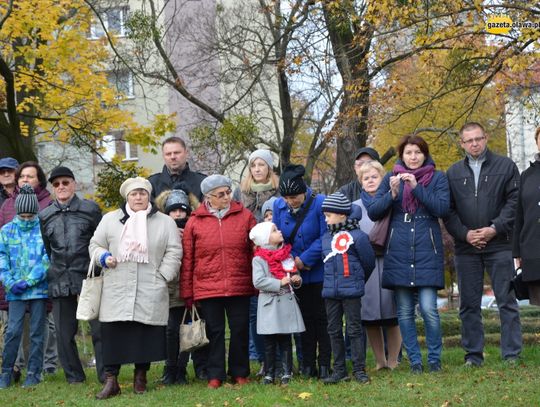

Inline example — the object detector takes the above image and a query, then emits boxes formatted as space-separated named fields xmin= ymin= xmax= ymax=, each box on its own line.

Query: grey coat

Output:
xmin=252 ymin=257 xmax=305 ymax=335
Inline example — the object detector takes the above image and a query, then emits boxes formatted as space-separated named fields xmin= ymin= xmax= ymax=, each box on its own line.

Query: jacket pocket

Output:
xmin=429 ymin=228 xmax=438 ymax=254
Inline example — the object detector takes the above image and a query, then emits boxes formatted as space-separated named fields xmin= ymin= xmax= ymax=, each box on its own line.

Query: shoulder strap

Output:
xmin=285 ymin=193 xmax=316 ymax=244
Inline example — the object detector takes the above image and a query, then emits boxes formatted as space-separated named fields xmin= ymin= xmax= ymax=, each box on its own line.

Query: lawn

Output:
xmin=2 ymin=309 xmax=540 ymax=406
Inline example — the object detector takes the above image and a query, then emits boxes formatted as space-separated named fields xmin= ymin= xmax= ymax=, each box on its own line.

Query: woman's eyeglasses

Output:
xmin=208 ymin=189 xmax=232 ymax=199
xmin=52 ymin=180 xmax=72 ymax=188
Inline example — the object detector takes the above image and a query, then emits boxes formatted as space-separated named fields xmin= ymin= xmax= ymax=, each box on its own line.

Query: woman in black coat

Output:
xmin=513 ymin=127 xmax=540 ymax=305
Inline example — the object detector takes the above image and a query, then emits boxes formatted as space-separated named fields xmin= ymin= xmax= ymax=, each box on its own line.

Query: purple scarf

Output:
xmin=393 ymin=162 xmax=435 ymax=214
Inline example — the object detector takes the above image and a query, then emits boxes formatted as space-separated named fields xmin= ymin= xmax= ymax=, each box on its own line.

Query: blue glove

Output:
xmin=10 ymin=281 xmax=29 ymax=295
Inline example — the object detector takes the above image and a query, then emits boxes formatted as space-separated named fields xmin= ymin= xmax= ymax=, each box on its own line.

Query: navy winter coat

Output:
xmin=367 ymin=169 xmax=449 ymax=289
xmin=272 ymin=188 xmax=326 ymax=284
xmin=321 ymin=227 xmax=375 ymax=299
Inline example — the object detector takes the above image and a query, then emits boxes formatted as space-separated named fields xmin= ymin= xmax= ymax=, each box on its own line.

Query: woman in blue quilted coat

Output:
xmin=367 ymin=135 xmax=449 ymax=374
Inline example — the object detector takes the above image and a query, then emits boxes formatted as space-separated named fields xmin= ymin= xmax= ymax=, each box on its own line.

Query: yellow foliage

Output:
xmin=1 ymin=0 xmax=175 ymax=155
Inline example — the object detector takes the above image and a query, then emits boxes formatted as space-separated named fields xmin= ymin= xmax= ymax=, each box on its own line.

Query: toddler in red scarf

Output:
xmin=249 ymin=222 xmax=305 ymax=385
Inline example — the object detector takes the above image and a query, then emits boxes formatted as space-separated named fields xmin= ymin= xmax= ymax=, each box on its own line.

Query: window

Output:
xmin=107 ymin=71 xmax=134 ymax=98
xmin=89 ymin=7 xmax=129 ymax=39
xmin=97 ymin=134 xmax=138 ymax=162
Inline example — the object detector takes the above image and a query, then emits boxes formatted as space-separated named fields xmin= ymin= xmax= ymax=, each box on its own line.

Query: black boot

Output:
xmin=96 ymin=373 xmax=121 ymax=399
xmin=280 ymin=347 xmax=293 ymax=385
xmin=160 ymin=366 xmax=177 ymax=385
xmin=318 ymin=365 xmax=330 ymax=380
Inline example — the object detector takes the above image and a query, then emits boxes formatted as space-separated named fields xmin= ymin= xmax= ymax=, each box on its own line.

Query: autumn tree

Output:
xmin=87 ymin=0 xmax=539 ymax=187
xmin=0 ymin=0 xmax=173 ymax=163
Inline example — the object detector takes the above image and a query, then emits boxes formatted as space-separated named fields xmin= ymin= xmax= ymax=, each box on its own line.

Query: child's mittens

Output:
xmin=10 ymin=281 xmax=29 ymax=295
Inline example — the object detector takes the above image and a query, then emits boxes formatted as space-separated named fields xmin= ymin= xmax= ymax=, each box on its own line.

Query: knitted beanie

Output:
xmin=249 ymin=221 xmax=275 ymax=247
xmin=321 ymin=192 xmax=352 ymax=215
xmin=279 ymin=164 xmax=307 ymax=196
xmin=261 ymin=196 xmax=278 ymax=217
xmin=249 ymin=149 xmax=273 ymax=169
xmin=15 ymin=184 xmax=39 ymax=215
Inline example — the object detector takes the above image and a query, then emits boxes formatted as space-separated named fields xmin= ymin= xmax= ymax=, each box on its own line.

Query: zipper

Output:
xmin=218 ymin=218 xmax=228 ymax=294
xmin=429 ymin=228 xmax=438 ymax=254
xmin=386 ymin=228 xmax=394 ymax=254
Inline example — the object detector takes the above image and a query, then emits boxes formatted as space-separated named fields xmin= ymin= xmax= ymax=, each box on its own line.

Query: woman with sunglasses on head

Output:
xmin=180 ymin=174 xmax=257 ymax=389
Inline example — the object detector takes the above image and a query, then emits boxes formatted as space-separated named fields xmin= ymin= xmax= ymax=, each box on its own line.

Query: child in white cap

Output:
xmin=249 ymin=222 xmax=305 ymax=385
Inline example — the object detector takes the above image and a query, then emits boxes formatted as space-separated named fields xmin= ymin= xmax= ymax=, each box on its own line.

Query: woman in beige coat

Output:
xmin=89 ymin=177 xmax=182 ymax=400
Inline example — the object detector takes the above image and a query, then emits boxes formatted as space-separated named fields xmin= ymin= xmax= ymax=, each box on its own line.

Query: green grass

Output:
xmin=3 ymin=309 xmax=540 ymax=406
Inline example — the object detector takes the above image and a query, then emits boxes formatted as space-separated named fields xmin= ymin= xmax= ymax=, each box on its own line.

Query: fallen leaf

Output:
xmin=298 ymin=392 xmax=312 ymax=400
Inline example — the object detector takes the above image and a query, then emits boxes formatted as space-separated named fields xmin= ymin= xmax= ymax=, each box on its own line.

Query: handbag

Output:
xmin=510 ymin=268 xmax=529 ymax=301
xmin=369 ymin=208 xmax=392 ymax=255
xmin=179 ymin=305 xmax=209 ymax=353
xmin=76 ymin=254 xmax=104 ymax=321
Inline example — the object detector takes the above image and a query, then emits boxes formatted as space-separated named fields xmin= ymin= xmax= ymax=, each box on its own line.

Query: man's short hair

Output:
xmin=161 ymin=136 xmax=186 ymax=150
xmin=459 ymin=122 xmax=485 ymax=138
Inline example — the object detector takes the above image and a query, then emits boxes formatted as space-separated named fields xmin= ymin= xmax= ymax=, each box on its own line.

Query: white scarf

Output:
xmin=117 ymin=203 xmax=152 ymax=263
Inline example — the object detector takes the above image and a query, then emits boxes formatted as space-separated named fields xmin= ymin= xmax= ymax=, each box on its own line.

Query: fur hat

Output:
xmin=321 ymin=192 xmax=352 ymax=215
xmin=279 ymin=164 xmax=307 ymax=196
xmin=249 ymin=222 xmax=275 ymax=247
xmin=200 ymin=174 xmax=232 ymax=195
xmin=15 ymin=184 xmax=39 ymax=215
xmin=248 ymin=149 xmax=273 ymax=169
xmin=119 ymin=177 xmax=152 ymax=199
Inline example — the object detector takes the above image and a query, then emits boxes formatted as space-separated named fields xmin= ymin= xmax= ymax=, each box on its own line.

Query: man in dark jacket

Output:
xmin=148 ymin=136 xmax=206 ymax=201
xmin=39 ymin=167 xmax=104 ymax=383
xmin=338 ymin=147 xmax=380 ymax=202
xmin=445 ymin=122 xmax=522 ymax=367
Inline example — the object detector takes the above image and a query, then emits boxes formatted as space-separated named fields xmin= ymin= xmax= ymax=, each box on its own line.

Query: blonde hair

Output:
xmin=240 ymin=162 xmax=279 ymax=192
xmin=358 ymin=161 xmax=385 ymax=186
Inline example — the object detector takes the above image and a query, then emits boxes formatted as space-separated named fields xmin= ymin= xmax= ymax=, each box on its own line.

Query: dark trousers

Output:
xmin=455 ymin=250 xmax=522 ymax=363
xmin=52 ymin=296 xmax=103 ymax=383
xmin=296 ymin=283 xmax=331 ymax=370
xmin=326 ymin=298 xmax=366 ymax=374
xmin=249 ymin=296 xmax=265 ymax=362
xmin=166 ymin=306 xmax=207 ymax=376
xmin=263 ymin=334 xmax=292 ymax=378
xmin=105 ymin=362 xmax=149 ymax=376
xmin=199 ymin=296 xmax=250 ymax=381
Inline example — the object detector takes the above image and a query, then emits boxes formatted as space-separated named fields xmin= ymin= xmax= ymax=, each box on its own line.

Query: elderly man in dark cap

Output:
xmin=38 ymin=167 xmax=104 ymax=384
xmin=338 ymin=147 xmax=380 ymax=202
xmin=0 ymin=157 xmax=19 ymax=207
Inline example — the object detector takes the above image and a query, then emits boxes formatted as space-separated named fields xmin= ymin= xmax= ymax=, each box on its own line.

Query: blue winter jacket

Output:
xmin=367 ymin=167 xmax=449 ymax=289
xmin=272 ymin=188 xmax=326 ymax=284
xmin=0 ymin=216 xmax=49 ymax=301
xmin=321 ymin=227 xmax=375 ymax=299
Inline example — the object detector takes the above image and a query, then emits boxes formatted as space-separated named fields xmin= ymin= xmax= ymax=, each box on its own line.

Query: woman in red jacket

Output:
xmin=180 ymin=174 xmax=256 ymax=389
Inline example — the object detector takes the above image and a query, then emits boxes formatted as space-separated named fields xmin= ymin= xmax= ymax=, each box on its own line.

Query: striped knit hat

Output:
xmin=321 ymin=192 xmax=351 ymax=215
xmin=15 ymin=184 xmax=39 ymax=215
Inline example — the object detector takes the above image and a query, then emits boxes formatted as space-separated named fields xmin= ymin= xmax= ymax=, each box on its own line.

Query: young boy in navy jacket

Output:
xmin=321 ymin=192 xmax=375 ymax=384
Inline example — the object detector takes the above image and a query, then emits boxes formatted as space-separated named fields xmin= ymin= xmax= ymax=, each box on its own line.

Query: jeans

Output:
xmin=2 ymin=300 xmax=47 ymax=376
xmin=248 ymin=296 xmax=265 ymax=362
xmin=394 ymin=287 xmax=442 ymax=367
xmin=325 ymin=298 xmax=366 ymax=374
xmin=455 ymin=251 xmax=522 ymax=363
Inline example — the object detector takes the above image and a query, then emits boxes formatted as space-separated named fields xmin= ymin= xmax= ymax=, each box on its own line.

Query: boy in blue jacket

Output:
xmin=0 ymin=185 xmax=49 ymax=388
xmin=321 ymin=192 xmax=375 ymax=384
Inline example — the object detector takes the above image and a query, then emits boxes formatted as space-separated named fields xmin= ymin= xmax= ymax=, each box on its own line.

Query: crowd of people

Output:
xmin=0 ymin=122 xmax=538 ymax=399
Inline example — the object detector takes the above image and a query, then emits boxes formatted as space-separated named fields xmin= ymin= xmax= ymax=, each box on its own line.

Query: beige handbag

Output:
xmin=179 ymin=306 xmax=209 ymax=353
xmin=76 ymin=255 xmax=103 ymax=321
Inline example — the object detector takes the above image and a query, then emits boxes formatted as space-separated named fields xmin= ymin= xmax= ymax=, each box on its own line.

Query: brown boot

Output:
xmin=133 ymin=368 xmax=147 ymax=394
xmin=95 ymin=373 xmax=121 ymax=400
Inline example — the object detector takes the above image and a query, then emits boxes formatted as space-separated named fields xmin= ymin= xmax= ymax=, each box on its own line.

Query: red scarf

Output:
xmin=254 ymin=244 xmax=293 ymax=280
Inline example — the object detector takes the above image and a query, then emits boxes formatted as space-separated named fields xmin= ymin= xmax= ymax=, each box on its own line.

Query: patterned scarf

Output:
xmin=393 ymin=160 xmax=435 ymax=214
xmin=327 ymin=218 xmax=359 ymax=235
xmin=254 ymin=244 xmax=293 ymax=280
